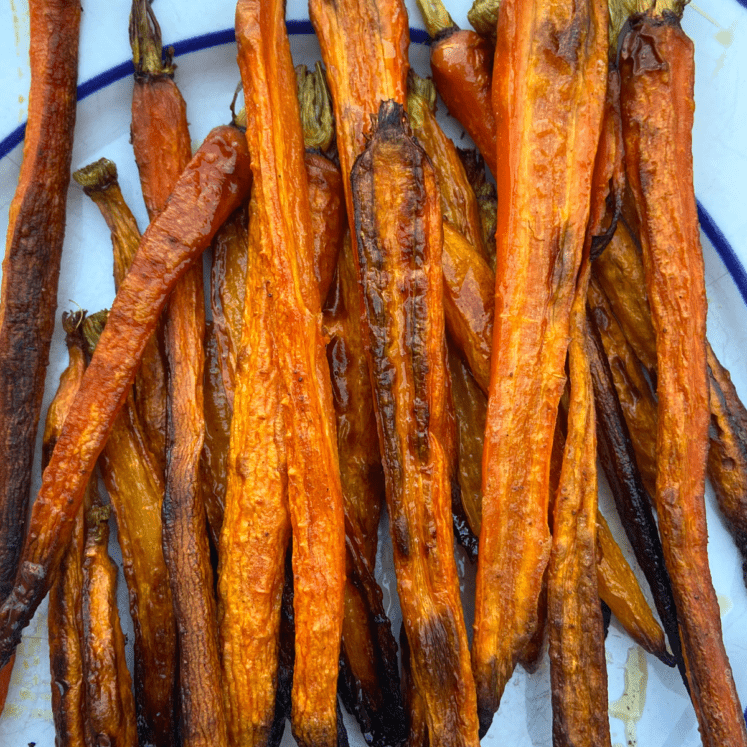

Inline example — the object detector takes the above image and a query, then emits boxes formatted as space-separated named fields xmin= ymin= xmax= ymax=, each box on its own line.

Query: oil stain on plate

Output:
xmin=610 ymin=646 xmax=648 ymax=747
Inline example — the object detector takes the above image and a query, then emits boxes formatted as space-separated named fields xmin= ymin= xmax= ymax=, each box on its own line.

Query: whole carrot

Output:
xmin=45 ymin=312 xmax=87 ymax=747
xmin=619 ymin=7 xmax=747 ymax=742
xmin=0 ymin=0 xmax=81 ymax=615
xmin=414 ymin=0 xmax=496 ymax=176
xmin=0 ymin=125 xmax=252 ymax=669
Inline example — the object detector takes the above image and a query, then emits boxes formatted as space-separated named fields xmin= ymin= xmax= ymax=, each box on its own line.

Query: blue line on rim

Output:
xmin=0 ymin=23 xmax=430 ymax=161
xmin=1 ymin=23 xmax=744 ymax=306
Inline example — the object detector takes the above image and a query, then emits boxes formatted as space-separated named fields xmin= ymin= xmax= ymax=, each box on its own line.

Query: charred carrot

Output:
xmin=45 ymin=312 xmax=87 ymax=747
xmin=0 ymin=0 xmax=81 ymax=612
xmin=473 ymin=0 xmax=608 ymax=729
xmin=325 ymin=240 xmax=406 ymax=745
xmin=457 ymin=150 xmax=497 ymax=268
xmin=202 ymin=207 xmax=249 ymax=545
xmin=81 ymin=488 xmax=137 ymax=747
xmin=227 ymin=3 xmax=346 ymax=747
xmin=620 ymin=6 xmax=747 ymax=743
xmin=72 ymin=158 xmax=169 ymax=473
xmin=351 ymin=101 xmax=479 ymax=747
xmin=0 ymin=124 xmax=251 ymax=670
xmin=414 ymin=0 xmax=496 ymax=176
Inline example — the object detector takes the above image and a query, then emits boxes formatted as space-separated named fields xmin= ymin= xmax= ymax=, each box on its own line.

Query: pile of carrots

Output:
xmin=1 ymin=0 xmax=746 ymax=745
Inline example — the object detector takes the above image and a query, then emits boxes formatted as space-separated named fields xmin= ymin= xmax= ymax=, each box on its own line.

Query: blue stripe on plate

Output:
xmin=1 ymin=22 xmax=744 ymax=309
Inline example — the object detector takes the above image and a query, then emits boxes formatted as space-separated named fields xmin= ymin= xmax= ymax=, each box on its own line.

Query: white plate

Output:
xmin=1 ymin=0 xmax=746 ymax=745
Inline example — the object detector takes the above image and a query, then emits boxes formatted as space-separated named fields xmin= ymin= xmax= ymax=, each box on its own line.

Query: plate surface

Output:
xmin=1 ymin=0 xmax=746 ymax=745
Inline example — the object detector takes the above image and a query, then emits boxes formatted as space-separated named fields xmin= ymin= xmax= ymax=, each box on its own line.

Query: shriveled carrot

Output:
xmin=163 ymin=261 xmax=227 ymax=746
xmin=81 ymin=488 xmax=137 ymax=747
xmin=351 ymin=101 xmax=479 ymax=747
xmin=227 ymin=3 xmax=346 ymax=747
xmin=0 ymin=125 xmax=251 ymax=670
xmin=473 ymin=0 xmax=608 ymax=729
xmin=620 ymin=6 xmax=747 ymax=744
xmin=72 ymin=158 xmax=168 ymax=467
xmin=45 ymin=312 xmax=87 ymax=747
xmin=547 ymin=251 xmax=610 ymax=747
xmin=414 ymin=0 xmax=496 ymax=176
xmin=0 ymin=0 xmax=81 ymax=613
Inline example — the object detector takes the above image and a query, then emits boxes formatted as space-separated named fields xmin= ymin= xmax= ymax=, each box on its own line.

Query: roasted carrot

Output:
xmin=202 ymin=207 xmax=249 ymax=546
xmin=587 ymin=275 xmax=658 ymax=495
xmin=325 ymin=238 xmax=406 ymax=745
xmin=399 ymin=628 xmax=428 ymax=747
xmin=82 ymin=309 xmax=178 ymax=747
xmin=473 ymin=0 xmax=608 ymax=729
xmin=592 ymin=220 xmax=747 ymax=585
xmin=163 ymin=261 xmax=227 ymax=746
xmin=227 ymin=3 xmax=346 ymax=747
xmin=414 ymin=0 xmax=496 ymax=177
xmin=81 ymin=488 xmax=137 ymax=747
xmin=0 ymin=124 xmax=251 ymax=669
xmin=219 ymin=185 xmax=289 ymax=747
xmin=407 ymin=71 xmax=487 ymax=261
xmin=457 ymin=150 xmax=497 ymax=268
xmin=620 ymin=6 xmax=747 ymax=743
xmin=595 ymin=512 xmax=670 ymax=663
xmin=0 ymin=0 xmax=81 ymax=613
xmin=447 ymin=342 xmax=485 ymax=542
xmin=72 ymin=158 xmax=169 ymax=480
xmin=351 ymin=101 xmax=479 ymax=747
xmin=441 ymin=223 xmax=494 ymax=395
xmin=547 ymin=256 xmax=611 ymax=747
xmin=45 ymin=312 xmax=87 ymax=747
xmin=586 ymin=302 xmax=687 ymax=684
xmin=706 ymin=345 xmax=747 ymax=587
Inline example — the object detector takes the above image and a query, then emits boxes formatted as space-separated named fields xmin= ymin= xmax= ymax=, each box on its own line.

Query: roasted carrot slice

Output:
xmin=231 ymin=2 xmax=346 ymax=745
xmin=0 ymin=124 xmax=251 ymax=669
xmin=81 ymin=488 xmax=137 ymax=747
xmin=325 ymin=238 xmax=406 ymax=745
xmin=620 ymin=7 xmax=747 ymax=744
xmin=219 ymin=186 xmax=289 ymax=747
xmin=83 ymin=310 xmax=178 ymax=747
xmin=473 ymin=0 xmax=608 ymax=729
xmin=45 ymin=312 xmax=87 ymax=747
xmin=72 ymin=158 xmax=168 ymax=474
xmin=0 ymin=0 xmax=80 ymax=612
xmin=351 ymin=101 xmax=479 ymax=747
xmin=595 ymin=512 xmax=670 ymax=663
xmin=414 ymin=0 xmax=496 ymax=177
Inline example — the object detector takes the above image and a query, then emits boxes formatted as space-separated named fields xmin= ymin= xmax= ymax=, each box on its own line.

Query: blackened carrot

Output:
xmin=0 ymin=0 xmax=81 ymax=612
